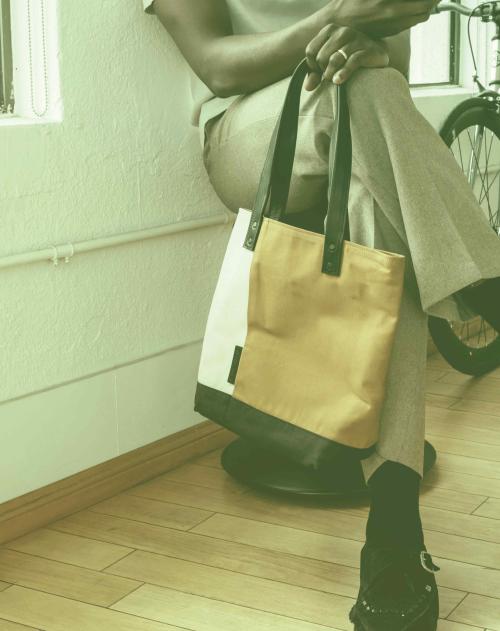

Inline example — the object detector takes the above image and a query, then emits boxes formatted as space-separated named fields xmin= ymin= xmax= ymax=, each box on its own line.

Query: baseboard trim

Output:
xmin=0 ymin=421 xmax=236 ymax=544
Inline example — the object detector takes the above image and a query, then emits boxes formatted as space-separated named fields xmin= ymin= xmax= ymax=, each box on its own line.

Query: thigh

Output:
xmin=202 ymin=76 xmax=339 ymax=218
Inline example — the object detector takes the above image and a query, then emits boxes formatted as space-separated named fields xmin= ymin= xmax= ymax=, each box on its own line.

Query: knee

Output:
xmin=348 ymin=66 xmax=408 ymax=91
xmin=346 ymin=66 xmax=411 ymax=104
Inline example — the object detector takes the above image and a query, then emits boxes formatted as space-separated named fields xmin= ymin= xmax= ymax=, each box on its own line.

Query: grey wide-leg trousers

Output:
xmin=201 ymin=66 xmax=500 ymax=483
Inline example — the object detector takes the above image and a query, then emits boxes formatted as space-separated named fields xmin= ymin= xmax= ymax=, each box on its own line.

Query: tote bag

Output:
xmin=194 ymin=58 xmax=406 ymax=471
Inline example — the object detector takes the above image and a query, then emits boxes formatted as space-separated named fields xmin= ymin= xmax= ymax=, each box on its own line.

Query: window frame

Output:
xmin=410 ymin=4 xmax=491 ymax=130
xmin=0 ymin=0 xmax=14 ymax=114
xmin=409 ymin=3 xmax=462 ymax=88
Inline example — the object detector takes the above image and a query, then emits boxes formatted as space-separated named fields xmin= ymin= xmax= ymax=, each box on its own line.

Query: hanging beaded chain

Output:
xmin=27 ymin=0 xmax=48 ymax=117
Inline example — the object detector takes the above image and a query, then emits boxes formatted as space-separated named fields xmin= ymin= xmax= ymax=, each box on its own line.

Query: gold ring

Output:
xmin=337 ymin=48 xmax=348 ymax=62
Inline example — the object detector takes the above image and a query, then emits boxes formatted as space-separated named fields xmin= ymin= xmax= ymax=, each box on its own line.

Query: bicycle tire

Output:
xmin=428 ymin=96 xmax=500 ymax=376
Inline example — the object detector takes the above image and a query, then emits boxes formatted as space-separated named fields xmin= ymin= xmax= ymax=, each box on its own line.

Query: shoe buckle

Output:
xmin=420 ymin=550 xmax=440 ymax=573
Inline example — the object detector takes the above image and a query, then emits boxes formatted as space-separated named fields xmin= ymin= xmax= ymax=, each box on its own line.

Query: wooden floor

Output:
xmin=1 ymin=353 xmax=500 ymax=630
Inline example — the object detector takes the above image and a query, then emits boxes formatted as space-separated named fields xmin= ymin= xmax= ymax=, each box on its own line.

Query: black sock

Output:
xmin=365 ymin=460 xmax=425 ymax=551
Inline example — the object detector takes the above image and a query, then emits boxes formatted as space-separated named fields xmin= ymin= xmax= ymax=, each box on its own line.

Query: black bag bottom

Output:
xmin=194 ymin=382 xmax=376 ymax=471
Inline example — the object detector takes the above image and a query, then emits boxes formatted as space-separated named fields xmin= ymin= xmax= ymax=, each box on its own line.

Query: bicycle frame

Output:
xmin=434 ymin=1 xmax=500 ymax=193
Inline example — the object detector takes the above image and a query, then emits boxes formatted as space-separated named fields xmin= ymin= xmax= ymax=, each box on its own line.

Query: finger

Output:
xmin=305 ymin=23 xmax=336 ymax=76
xmin=304 ymin=72 xmax=322 ymax=91
xmin=321 ymin=50 xmax=347 ymax=82
xmin=315 ymin=26 xmax=352 ymax=74
xmin=322 ymin=39 xmax=361 ymax=81
xmin=332 ymin=50 xmax=371 ymax=84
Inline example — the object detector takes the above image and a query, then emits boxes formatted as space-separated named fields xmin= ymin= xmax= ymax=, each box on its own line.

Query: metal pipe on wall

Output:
xmin=0 ymin=212 xmax=234 ymax=270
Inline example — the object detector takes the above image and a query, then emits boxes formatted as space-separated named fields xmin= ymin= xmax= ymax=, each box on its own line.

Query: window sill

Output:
xmin=409 ymin=83 xmax=474 ymax=129
xmin=0 ymin=114 xmax=60 ymax=127
xmin=410 ymin=84 xmax=472 ymax=98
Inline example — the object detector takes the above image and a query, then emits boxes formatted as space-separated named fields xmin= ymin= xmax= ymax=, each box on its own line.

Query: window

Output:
xmin=0 ymin=0 xmax=14 ymax=114
xmin=409 ymin=4 xmax=461 ymax=86
xmin=1 ymin=0 xmax=61 ymax=122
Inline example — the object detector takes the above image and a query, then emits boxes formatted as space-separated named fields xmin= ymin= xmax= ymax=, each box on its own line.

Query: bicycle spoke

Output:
xmin=477 ymin=128 xmax=500 ymax=230
xmin=455 ymin=133 xmax=466 ymax=172
xmin=483 ymin=130 xmax=491 ymax=217
xmin=479 ymin=167 xmax=500 ymax=205
xmin=466 ymin=127 xmax=490 ymax=211
xmin=466 ymin=126 xmax=488 ymax=199
xmin=453 ymin=127 xmax=499 ymax=221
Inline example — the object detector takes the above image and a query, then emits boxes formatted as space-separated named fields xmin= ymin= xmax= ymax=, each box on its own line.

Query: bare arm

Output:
xmin=383 ymin=30 xmax=411 ymax=79
xmin=151 ymin=0 xmax=415 ymax=97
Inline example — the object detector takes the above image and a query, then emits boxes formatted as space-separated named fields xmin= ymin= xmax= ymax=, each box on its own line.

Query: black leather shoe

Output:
xmin=348 ymin=543 xmax=440 ymax=630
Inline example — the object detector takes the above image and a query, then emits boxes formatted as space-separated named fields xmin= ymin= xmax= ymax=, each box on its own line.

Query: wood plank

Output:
xmin=127 ymin=477 xmax=370 ymax=545
xmin=0 ymin=549 xmax=141 ymax=607
xmin=0 ymin=585 xmax=180 ymax=631
xmin=89 ymin=493 xmax=214 ymax=530
xmin=190 ymin=456 xmax=488 ymax=516
xmin=419 ymin=504 xmax=500 ymax=544
xmin=449 ymin=592 xmax=500 ymax=630
xmin=424 ymin=465 xmax=500 ymax=499
xmin=418 ymin=484 xmax=487 ymax=514
xmin=425 ymin=417 xmax=500 ymax=447
xmin=50 ymin=509 xmax=470 ymax=617
xmin=191 ymin=512 xmax=500 ymax=573
xmin=473 ymin=497 xmax=500 ymax=520
xmin=3 ymin=527 xmax=133 ymax=570
xmin=289 ymin=492 xmax=499 ymax=544
xmin=426 ymin=432 xmax=500 ymax=462
xmin=426 ymin=404 xmax=500 ymax=434
xmin=141 ymin=460 xmax=486 ymax=519
xmin=450 ymin=398 xmax=500 ymax=417
xmin=425 ymin=392 xmax=461 ymax=409
xmin=111 ymin=583 xmax=345 ymax=631
xmin=433 ymin=555 xmax=500 ymax=600
xmin=241 ymin=483 xmax=498 ymax=533
xmin=123 ymin=466 xmax=494 ymax=552
xmin=159 ymin=463 xmax=249 ymax=495
xmin=438 ymin=587 xmax=471 ymax=619
xmin=128 ymin=474 xmax=489 ymax=543
xmin=105 ymin=549 xmax=353 ymax=628
xmin=49 ymin=509 xmax=360 ymax=599
xmin=425 ymin=378 xmax=500 ymax=404
xmin=428 ymin=451 xmax=500 ymax=480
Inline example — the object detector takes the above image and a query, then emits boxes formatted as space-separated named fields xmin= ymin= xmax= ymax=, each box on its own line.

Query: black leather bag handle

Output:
xmin=243 ymin=57 xmax=352 ymax=277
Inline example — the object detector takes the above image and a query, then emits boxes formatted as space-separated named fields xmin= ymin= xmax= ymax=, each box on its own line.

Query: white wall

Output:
xmin=0 ymin=1 xmax=231 ymax=503
xmin=0 ymin=1 xmax=469 ymax=505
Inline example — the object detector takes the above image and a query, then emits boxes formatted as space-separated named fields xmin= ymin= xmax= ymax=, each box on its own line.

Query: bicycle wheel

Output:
xmin=428 ymin=96 xmax=500 ymax=375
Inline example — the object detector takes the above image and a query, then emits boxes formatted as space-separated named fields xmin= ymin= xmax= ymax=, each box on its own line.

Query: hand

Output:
xmin=304 ymin=24 xmax=389 ymax=90
xmin=327 ymin=0 xmax=439 ymax=37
